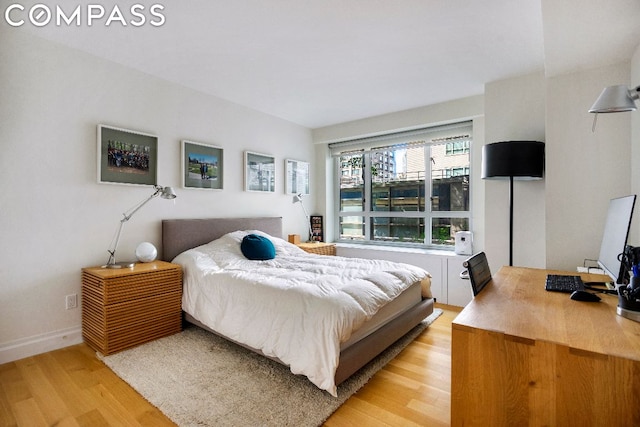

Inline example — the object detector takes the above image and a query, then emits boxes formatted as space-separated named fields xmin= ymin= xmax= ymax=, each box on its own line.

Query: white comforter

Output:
xmin=174 ymin=230 xmax=431 ymax=396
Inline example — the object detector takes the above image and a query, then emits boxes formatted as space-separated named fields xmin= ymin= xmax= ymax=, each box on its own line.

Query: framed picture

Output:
xmin=285 ymin=159 xmax=310 ymax=195
xmin=181 ymin=140 xmax=224 ymax=190
xmin=97 ymin=124 xmax=157 ymax=186
xmin=310 ymin=215 xmax=324 ymax=242
xmin=244 ymin=151 xmax=275 ymax=192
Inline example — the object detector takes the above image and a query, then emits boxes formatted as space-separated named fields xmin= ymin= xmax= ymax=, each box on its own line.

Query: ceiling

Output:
xmin=18 ymin=0 xmax=640 ymax=128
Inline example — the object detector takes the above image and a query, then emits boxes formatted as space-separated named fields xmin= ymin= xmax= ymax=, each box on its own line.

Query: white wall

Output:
xmin=545 ymin=63 xmax=632 ymax=270
xmin=483 ymin=72 xmax=546 ymax=271
xmin=0 ymin=31 xmax=314 ymax=362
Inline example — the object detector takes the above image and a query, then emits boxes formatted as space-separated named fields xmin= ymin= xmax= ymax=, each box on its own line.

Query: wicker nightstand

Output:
xmin=81 ymin=260 xmax=182 ymax=355
xmin=296 ymin=242 xmax=336 ymax=256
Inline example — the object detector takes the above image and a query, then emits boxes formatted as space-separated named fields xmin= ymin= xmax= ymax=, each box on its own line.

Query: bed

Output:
xmin=162 ymin=217 xmax=434 ymax=396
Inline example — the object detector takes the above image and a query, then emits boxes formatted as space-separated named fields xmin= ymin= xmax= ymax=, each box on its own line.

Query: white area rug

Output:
xmin=102 ymin=309 xmax=442 ymax=427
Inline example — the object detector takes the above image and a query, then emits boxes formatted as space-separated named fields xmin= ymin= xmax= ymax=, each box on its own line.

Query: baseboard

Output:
xmin=0 ymin=326 xmax=83 ymax=364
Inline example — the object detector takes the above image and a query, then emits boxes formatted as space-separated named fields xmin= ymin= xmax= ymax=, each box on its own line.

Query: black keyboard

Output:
xmin=545 ymin=275 xmax=585 ymax=293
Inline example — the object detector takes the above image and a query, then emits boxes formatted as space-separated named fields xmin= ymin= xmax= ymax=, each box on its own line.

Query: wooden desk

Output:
xmin=451 ymin=266 xmax=640 ymax=426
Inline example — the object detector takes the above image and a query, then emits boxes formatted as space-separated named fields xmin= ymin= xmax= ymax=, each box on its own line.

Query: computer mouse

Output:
xmin=570 ymin=290 xmax=601 ymax=302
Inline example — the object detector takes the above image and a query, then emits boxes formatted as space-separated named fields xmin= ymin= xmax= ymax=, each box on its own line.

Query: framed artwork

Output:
xmin=310 ymin=215 xmax=324 ymax=242
xmin=97 ymin=124 xmax=158 ymax=186
xmin=181 ymin=140 xmax=224 ymax=190
xmin=244 ymin=151 xmax=276 ymax=192
xmin=285 ymin=159 xmax=310 ymax=195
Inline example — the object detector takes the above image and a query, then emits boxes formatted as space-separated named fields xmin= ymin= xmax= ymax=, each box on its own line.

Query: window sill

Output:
xmin=335 ymin=242 xmax=459 ymax=257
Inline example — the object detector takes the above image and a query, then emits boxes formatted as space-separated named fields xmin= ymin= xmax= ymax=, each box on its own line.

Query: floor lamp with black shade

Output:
xmin=482 ymin=141 xmax=545 ymax=266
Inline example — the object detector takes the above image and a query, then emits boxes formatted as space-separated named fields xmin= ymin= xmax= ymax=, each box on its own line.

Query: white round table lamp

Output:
xmin=135 ymin=242 xmax=158 ymax=263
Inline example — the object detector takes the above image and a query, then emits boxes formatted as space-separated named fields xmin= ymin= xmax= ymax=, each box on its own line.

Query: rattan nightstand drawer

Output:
xmin=296 ymin=242 xmax=336 ymax=256
xmin=82 ymin=263 xmax=181 ymax=305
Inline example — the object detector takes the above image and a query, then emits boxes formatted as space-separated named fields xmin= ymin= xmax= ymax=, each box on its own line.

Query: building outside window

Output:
xmin=332 ymin=122 xmax=471 ymax=248
xmin=445 ymin=140 xmax=470 ymax=155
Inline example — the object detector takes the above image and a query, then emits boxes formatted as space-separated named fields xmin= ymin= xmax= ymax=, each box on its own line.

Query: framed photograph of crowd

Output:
xmin=182 ymin=140 xmax=224 ymax=190
xmin=97 ymin=124 xmax=158 ymax=186
xmin=244 ymin=151 xmax=275 ymax=192
xmin=285 ymin=158 xmax=310 ymax=195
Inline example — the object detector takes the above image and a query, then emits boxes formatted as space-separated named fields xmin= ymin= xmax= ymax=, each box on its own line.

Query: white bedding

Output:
xmin=173 ymin=230 xmax=431 ymax=396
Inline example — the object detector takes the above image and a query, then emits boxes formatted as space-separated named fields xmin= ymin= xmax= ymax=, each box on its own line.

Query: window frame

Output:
xmin=332 ymin=122 xmax=472 ymax=249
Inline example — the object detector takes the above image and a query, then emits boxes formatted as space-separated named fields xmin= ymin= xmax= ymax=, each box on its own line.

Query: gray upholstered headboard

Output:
xmin=161 ymin=217 xmax=283 ymax=262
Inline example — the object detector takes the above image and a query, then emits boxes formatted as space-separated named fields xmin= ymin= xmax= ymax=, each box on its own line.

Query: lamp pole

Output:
xmin=293 ymin=193 xmax=314 ymax=242
xmin=509 ymin=176 xmax=514 ymax=266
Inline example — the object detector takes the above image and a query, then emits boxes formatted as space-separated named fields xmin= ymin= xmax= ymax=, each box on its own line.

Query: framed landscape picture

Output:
xmin=285 ymin=159 xmax=310 ymax=195
xmin=182 ymin=140 xmax=224 ymax=190
xmin=97 ymin=124 xmax=158 ymax=186
xmin=244 ymin=151 xmax=275 ymax=192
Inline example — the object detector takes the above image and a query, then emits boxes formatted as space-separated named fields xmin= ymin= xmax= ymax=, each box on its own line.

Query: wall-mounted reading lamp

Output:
xmin=104 ymin=185 xmax=177 ymax=268
xmin=589 ymin=84 xmax=640 ymax=131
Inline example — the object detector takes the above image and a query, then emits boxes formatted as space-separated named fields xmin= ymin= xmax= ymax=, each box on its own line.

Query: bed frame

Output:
xmin=161 ymin=216 xmax=434 ymax=386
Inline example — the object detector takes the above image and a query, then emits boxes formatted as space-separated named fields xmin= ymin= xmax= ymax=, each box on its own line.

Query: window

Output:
xmin=331 ymin=122 xmax=471 ymax=248
xmin=445 ymin=140 xmax=470 ymax=155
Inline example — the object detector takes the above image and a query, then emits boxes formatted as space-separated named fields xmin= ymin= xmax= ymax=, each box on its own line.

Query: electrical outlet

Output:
xmin=65 ymin=294 xmax=78 ymax=310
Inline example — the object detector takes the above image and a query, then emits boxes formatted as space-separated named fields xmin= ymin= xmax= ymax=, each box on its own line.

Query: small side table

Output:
xmin=296 ymin=242 xmax=336 ymax=256
xmin=81 ymin=260 xmax=182 ymax=355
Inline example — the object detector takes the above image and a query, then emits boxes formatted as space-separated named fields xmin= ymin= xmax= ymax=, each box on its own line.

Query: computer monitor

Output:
xmin=597 ymin=195 xmax=636 ymax=284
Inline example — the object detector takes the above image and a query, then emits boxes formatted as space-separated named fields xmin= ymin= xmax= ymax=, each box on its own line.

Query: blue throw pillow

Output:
xmin=240 ymin=234 xmax=276 ymax=260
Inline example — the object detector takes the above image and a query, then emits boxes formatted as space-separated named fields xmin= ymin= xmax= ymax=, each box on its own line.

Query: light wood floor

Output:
xmin=0 ymin=304 xmax=460 ymax=426
xmin=326 ymin=304 xmax=459 ymax=427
